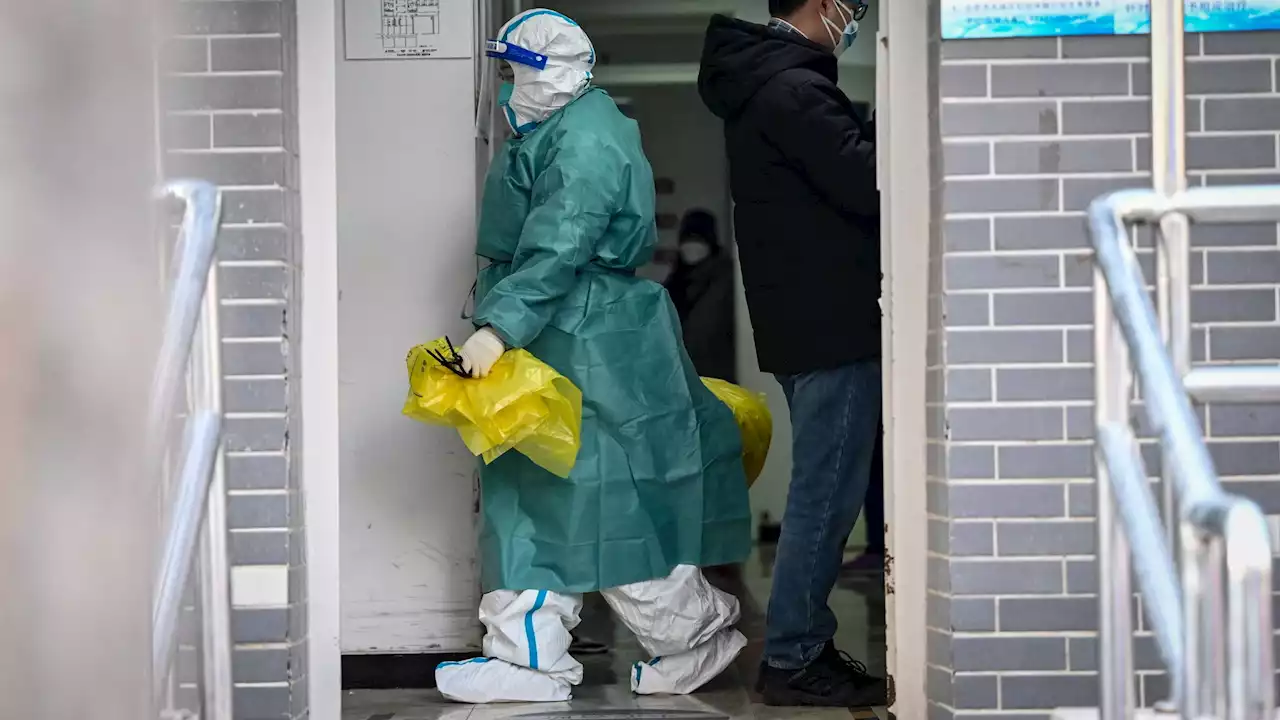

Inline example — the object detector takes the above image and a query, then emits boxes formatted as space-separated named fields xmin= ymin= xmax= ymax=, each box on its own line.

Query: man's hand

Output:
xmin=459 ymin=327 xmax=506 ymax=378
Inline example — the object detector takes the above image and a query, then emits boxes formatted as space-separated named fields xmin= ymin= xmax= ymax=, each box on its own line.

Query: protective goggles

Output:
xmin=485 ymin=40 xmax=548 ymax=71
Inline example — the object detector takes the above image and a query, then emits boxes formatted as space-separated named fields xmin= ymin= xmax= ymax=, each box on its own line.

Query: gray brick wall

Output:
xmin=932 ymin=30 xmax=1280 ymax=719
xmin=160 ymin=2 xmax=305 ymax=719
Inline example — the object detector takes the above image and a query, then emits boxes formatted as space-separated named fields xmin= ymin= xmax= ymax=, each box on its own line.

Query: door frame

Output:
xmin=298 ymin=0 xmax=939 ymax=715
xmin=298 ymin=0 xmax=342 ymax=718
xmin=879 ymin=0 xmax=935 ymax=715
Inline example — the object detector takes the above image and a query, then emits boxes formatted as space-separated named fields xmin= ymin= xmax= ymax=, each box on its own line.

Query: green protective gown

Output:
xmin=473 ymin=88 xmax=753 ymax=594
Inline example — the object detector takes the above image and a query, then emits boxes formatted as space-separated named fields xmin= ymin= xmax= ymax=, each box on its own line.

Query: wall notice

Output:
xmin=345 ymin=0 xmax=473 ymax=60
xmin=942 ymin=0 xmax=1280 ymax=39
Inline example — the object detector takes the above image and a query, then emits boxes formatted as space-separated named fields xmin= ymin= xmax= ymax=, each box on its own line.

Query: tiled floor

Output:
xmin=343 ymin=548 xmax=888 ymax=720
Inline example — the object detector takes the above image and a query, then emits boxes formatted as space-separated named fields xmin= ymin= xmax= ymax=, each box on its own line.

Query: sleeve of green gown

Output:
xmin=474 ymin=133 xmax=620 ymax=349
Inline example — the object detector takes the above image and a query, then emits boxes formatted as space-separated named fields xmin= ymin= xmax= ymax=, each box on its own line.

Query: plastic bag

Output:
xmin=702 ymin=378 xmax=773 ymax=488
xmin=403 ymin=337 xmax=583 ymax=478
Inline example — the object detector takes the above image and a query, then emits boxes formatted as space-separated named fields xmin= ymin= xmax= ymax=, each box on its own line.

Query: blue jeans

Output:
xmin=766 ymin=360 xmax=882 ymax=670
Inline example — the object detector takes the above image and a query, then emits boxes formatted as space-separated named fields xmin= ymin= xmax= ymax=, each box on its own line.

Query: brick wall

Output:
xmin=930 ymin=30 xmax=1280 ymax=719
xmin=160 ymin=1 xmax=305 ymax=718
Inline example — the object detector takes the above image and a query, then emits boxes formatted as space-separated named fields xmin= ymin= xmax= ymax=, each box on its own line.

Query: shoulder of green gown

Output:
xmin=520 ymin=96 xmax=633 ymax=166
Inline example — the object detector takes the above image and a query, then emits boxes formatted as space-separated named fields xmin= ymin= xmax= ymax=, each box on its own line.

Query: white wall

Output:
xmin=336 ymin=1 xmax=482 ymax=653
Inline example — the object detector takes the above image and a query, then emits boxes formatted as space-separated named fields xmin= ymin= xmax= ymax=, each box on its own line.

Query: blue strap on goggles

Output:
xmin=485 ymin=40 xmax=548 ymax=71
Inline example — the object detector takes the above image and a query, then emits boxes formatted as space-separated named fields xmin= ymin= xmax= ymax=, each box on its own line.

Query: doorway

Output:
xmin=552 ymin=0 xmax=891 ymax=702
xmin=298 ymin=0 xmax=937 ymax=716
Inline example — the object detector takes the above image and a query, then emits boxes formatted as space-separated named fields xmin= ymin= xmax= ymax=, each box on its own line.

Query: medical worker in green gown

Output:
xmin=434 ymin=8 xmax=754 ymax=705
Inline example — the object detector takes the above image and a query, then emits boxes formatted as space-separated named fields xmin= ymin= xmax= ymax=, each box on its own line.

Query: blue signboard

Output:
xmin=942 ymin=0 xmax=1280 ymax=39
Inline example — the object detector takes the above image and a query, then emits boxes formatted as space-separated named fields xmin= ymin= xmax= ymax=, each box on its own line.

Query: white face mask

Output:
xmin=502 ymin=64 xmax=591 ymax=136
xmin=821 ymin=1 xmax=860 ymax=57
xmin=679 ymin=241 xmax=712 ymax=265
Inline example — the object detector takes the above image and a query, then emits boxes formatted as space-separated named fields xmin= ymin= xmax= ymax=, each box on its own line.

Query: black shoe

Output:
xmin=568 ymin=634 xmax=610 ymax=655
xmin=757 ymin=644 xmax=888 ymax=707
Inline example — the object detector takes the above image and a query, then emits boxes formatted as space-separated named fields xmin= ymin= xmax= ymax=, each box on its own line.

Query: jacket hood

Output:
xmin=698 ymin=15 xmax=837 ymax=121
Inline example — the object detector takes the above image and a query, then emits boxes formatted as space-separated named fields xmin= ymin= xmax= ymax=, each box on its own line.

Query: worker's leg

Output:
xmin=601 ymin=565 xmax=747 ymax=695
xmin=435 ymin=590 xmax=584 ymax=703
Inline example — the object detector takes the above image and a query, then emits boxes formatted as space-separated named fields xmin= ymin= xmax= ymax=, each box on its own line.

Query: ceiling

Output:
xmin=533 ymin=0 xmax=879 ymax=88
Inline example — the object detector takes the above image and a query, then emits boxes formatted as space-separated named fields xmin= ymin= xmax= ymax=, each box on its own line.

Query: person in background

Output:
xmin=437 ymin=9 xmax=753 ymax=704
xmin=664 ymin=209 xmax=737 ymax=383
xmin=698 ymin=0 xmax=886 ymax=708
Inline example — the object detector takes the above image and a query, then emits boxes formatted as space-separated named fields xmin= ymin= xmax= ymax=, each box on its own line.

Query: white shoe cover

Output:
xmin=602 ymin=564 xmax=742 ymax=657
xmin=436 ymin=657 xmax=573 ymax=704
xmin=480 ymin=589 xmax=583 ymax=683
xmin=439 ymin=567 xmax=744 ymax=702
xmin=435 ymin=589 xmax=584 ymax=704
xmin=603 ymin=565 xmax=745 ymax=695
xmin=629 ymin=628 xmax=748 ymax=696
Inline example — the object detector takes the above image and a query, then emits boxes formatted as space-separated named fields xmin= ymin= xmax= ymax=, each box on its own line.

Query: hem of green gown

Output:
xmin=479 ymin=536 xmax=754 ymax=595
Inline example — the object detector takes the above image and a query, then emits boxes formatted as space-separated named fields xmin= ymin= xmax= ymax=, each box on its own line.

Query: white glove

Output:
xmin=458 ymin=327 xmax=506 ymax=378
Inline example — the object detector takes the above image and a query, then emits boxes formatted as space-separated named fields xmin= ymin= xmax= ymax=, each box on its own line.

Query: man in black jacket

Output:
xmin=698 ymin=0 xmax=885 ymax=708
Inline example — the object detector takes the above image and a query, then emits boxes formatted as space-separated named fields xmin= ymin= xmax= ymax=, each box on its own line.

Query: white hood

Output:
xmin=495 ymin=9 xmax=595 ymax=135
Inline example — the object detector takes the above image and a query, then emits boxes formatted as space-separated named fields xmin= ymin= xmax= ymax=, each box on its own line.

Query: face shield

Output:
xmin=485 ymin=39 xmax=549 ymax=73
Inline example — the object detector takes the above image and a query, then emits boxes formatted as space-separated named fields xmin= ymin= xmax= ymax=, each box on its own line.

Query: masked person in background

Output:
xmin=698 ymin=0 xmax=885 ymax=709
xmin=436 ymin=9 xmax=753 ymax=704
xmin=664 ymin=209 xmax=737 ymax=383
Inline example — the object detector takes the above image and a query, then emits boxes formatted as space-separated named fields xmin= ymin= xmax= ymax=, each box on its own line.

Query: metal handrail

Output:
xmin=150 ymin=180 xmax=233 ymax=720
xmin=148 ymin=181 xmax=223 ymax=463
xmin=1087 ymin=0 xmax=1275 ymax=717
xmin=1094 ymin=423 xmax=1183 ymax=682
xmin=153 ymin=412 xmax=221 ymax=680
xmin=1089 ymin=187 xmax=1278 ymax=720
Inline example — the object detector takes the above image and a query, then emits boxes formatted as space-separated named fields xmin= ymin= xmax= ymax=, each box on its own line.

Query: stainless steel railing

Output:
xmin=1088 ymin=1 xmax=1277 ymax=715
xmin=151 ymin=180 xmax=233 ymax=720
xmin=1090 ymin=187 xmax=1277 ymax=720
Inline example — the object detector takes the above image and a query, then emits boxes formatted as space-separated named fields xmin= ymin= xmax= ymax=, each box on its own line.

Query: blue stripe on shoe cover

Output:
xmin=525 ymin=590 xmax=548 ymax=669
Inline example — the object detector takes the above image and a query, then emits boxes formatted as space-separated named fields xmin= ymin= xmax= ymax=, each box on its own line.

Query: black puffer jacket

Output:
xmin=698 ymin=15 xmax=880 ymax=375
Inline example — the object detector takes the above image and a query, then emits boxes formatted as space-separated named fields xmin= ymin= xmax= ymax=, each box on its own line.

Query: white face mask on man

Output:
xmin=821 ymin=0 xmax=860 ymax=57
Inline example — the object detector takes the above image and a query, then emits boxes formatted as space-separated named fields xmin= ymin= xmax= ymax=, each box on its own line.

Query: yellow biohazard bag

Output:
xmin=702 ymin=378 xmax=773 ymax=488
xmin=403 ymin=338 xmax=583 ymax=478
